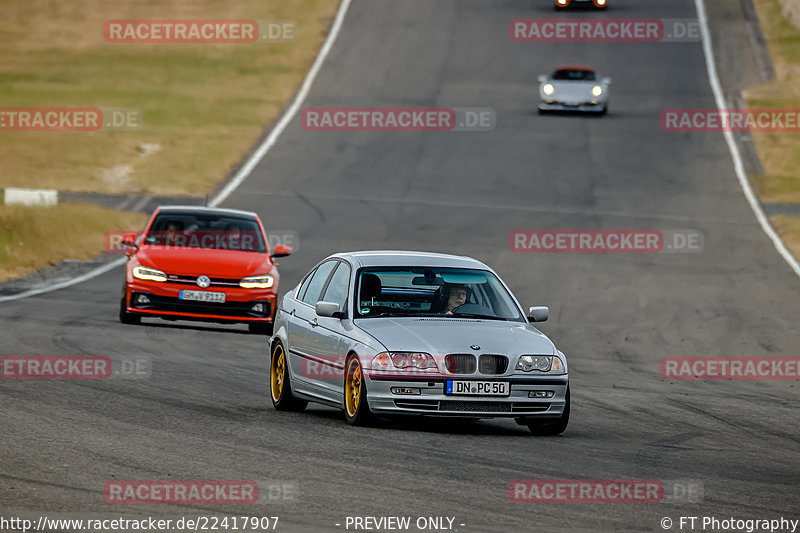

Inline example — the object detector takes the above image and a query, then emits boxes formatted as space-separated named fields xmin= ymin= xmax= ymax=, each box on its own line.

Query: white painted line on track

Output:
xmin=0 ymin=0 xmax=354 ymax=304
xmin=695 ymin=0 xmax=800 ymax=278
xmin=208 ymin=0 xmax=353 ymax=208
xmin=0 ymin=258 xmax=125 ymax=304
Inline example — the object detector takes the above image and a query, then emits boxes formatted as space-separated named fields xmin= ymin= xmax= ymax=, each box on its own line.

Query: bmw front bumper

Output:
xmin=365 ymin=374 xmax=568 ymax=419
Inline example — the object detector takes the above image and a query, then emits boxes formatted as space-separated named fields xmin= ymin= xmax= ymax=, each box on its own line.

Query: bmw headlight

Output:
xmin=132 ymin=266 xmax=167 ymax=282
xmin=515 ymin=355 xmax=565 ymax=373
xmin=543 ymin=83 xmax=555 ymax=96
xmin=371 ymin=352 xmax=437 ymax=372
xmin=240 ymin=275 xmax=274 ymax=288
xmin=592 ymin=85 xmax=603 ymax=97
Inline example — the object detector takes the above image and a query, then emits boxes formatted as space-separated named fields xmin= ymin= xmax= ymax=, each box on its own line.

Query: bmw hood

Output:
xmin=356 ymin=318 xmax=557 ymax=357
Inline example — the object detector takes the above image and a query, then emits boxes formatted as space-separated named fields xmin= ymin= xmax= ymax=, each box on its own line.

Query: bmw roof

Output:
xmin=331 ymin=250 xmax=490 ymax=269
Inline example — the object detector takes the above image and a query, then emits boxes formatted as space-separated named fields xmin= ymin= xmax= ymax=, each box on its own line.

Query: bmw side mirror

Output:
xmin=316 ymin=301 xmax=345 ymax=319
xmin=528 ymin=306 xmax=549 ymax=323
xmin=537 ymin=75 xmax=547 ymax=83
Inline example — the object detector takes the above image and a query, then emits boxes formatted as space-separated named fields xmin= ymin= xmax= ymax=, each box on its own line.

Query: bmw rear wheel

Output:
xmin=270 ymin=341 xmax=307 ymax=411
xmin=343 ymin=354 xmax=371 ymax=425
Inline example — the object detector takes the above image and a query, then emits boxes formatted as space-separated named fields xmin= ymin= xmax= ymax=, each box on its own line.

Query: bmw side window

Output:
xmin=321 ymin=262 xmax=351 ymax=311
xmin=296 ymin=270 xmax=315 ymax=301
xmin=301 ymin=260 xmax=337 ymax=306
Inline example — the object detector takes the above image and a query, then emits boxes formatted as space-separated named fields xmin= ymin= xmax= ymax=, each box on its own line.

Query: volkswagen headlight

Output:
xmin=132 ymin=266 xmax=167 ymax=282
xmin=592 ymin=85 xmax=603 ymax=97
xmin=543 ymin=83 xmax=555 ymax=96
xmin=240 ymin=275 xmax=274 ymax=289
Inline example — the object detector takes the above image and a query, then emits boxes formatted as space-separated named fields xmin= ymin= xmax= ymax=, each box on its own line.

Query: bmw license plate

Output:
xmin=446 ymin=380 xmax=509 ymax=396
xmin=179 ymin=290 xmax=226 ymax=303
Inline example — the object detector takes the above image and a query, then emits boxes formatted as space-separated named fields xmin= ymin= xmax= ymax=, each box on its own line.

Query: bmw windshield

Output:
xmin=354 ymin=267 xmax=525 ymax=321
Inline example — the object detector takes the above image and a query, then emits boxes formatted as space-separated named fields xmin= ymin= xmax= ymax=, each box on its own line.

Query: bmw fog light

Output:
xmin=391 ymin=387 xmax=421 ymax=395
xmin=528 ymin=390 xmax=555 ymax=398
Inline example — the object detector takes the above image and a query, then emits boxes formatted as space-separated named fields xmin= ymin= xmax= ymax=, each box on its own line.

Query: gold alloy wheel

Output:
xmin=345 ymin=357 xmax=362 ymax=417
xmin=271 ymin=344 xmax=286 ymax=402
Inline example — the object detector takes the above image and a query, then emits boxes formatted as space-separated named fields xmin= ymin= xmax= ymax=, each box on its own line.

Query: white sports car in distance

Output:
xmin=538 ymin=66 xmax=611 ymax=115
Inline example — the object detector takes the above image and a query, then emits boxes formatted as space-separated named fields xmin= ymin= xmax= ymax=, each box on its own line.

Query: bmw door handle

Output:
xmin=310 ymin=318 xmax=318 ymax=327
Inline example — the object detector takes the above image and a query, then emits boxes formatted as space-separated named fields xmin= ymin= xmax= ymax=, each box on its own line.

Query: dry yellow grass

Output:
xmin=770 ymin=215 xmax=800 ymax=261
xmin=0 ymin=0 xmax=340 ymax=196
xmin=747 ymin=0 xmax=800 ymax=266
xmin=0 ymin=205 xmax=147 ymax=282
xmin=748 ymin=0 xmax=800 ymax=204
xmin=0 ymin=0 xmax=337 ymax=282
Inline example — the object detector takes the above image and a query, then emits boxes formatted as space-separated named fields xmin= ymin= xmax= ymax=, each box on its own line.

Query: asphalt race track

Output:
xmin=2 ymin=1 xmax=799 ymax=532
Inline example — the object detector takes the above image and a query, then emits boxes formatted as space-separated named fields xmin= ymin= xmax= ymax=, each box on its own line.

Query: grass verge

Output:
xmin=0 ymin=0 xmax=339 ymax=196
xmin=0 ymin=205 xmax=147 ymax=282
xmin=0 ymin=0 xmax=338 ymax=282
xmin=749 ymin=0 xmax=800 ymax=260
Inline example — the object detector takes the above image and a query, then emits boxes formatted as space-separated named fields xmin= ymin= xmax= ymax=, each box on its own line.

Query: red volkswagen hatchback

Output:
xmin=119 ymin=206 xmax=290 ymax=334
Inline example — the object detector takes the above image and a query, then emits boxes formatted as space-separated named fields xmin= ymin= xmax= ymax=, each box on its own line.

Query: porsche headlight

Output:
xmin=592 ymin=85 xmax=603 ymax=97
xmin=543 ymin=83 xmax=555 ymax=96
xmin=240 ymin=275 xmax=274 ymax=289
xmin=515 ymin=355 xmax=564 ymax=373
xmin=132 ymin=266 xmax=167 ymax=282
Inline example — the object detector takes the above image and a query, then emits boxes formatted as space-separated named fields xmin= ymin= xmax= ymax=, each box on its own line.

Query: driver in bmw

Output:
xmin=443 ymin=284 xmax=467 ymax=315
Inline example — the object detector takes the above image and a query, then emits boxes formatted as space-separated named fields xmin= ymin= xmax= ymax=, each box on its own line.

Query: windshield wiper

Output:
xmin=450 ymin=312 xmax=508 ymax=321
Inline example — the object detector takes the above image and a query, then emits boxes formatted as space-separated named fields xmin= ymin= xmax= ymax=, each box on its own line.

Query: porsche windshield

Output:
xmin=552 ymin=69 xmax=596 ymax=81
xmin=355 ymin=267 xmax=524 ymax=321
xmin=144 ymin=212 xmax=266 ymax=253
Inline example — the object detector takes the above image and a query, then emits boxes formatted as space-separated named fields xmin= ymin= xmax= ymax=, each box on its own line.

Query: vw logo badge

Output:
xmin=470 ymin=345 xmax=480 ymax=350
xmin=196 ymin=275 xmax=211 ymax=288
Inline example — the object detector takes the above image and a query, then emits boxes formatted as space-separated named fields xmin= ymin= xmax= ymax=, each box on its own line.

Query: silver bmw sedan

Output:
xmin=268 ymin=251 xmax=570 ymax=435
